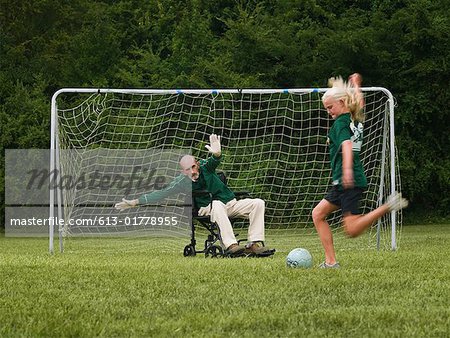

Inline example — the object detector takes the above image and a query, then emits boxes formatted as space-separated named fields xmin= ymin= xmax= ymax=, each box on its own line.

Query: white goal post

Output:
xmin=50 ymin=87 xmax=402 ymax=253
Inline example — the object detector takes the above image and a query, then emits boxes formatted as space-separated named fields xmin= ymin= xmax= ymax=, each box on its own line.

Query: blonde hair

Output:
xmin=323 ymin=76 xmax=365 ymax=122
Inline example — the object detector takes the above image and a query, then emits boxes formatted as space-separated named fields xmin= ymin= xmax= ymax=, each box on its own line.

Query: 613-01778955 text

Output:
xmin=94 ymin=216 xmax=179 ymax=226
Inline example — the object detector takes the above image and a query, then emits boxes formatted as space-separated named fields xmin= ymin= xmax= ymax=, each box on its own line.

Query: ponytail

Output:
xmin=323 ymin=76 xmax=365 ymax=122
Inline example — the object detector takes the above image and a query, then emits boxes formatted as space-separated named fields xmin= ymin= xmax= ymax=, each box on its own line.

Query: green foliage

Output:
xmin=1 ymin=0 xmax=449 ymax=226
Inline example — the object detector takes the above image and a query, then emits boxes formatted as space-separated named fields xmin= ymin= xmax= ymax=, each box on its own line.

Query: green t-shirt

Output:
xmin=328 ymin=113 xmax=367 ymax=189
xmin=138 ymin=155 xmax=235 ymax=208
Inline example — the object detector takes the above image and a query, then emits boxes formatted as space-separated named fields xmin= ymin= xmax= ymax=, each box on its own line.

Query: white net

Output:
xmin=52 ymin=88 xmax=402 ymax=249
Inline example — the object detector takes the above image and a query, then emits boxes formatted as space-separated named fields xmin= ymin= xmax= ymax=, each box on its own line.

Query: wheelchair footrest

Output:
xmin=246 ymin=248 xmax=276 ymax=258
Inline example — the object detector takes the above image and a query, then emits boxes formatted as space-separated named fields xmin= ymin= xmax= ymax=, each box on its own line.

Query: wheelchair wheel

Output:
xmin=205 ymin=245 xmax=223 ymax=258
xmin=183 ymin=244 xmax=196 ymax=257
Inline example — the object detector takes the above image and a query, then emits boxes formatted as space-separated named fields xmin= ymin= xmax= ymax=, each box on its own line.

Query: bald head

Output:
xmin=179 ymin=155 xmax=200 ymax=181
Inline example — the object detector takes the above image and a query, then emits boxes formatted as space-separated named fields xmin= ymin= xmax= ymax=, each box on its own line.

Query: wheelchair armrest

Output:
xmin=235 ymin=191 xmax=251 ymax=199
xmin=194 ymin=190 xmax=251 ymax=199
xmin=192 ymin=190 xmax=251 ymax=208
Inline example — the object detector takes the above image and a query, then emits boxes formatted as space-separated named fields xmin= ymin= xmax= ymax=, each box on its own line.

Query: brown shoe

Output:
xmin=244 ymin=243 xmax=275 ymax=257
xmin=224 ymin=243 xmax=245 ymax=257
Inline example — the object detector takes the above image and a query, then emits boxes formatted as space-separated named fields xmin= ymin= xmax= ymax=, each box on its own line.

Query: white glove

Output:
xmin=205 ymin=134 xmax=221 ymax=157
xmin=115 ymin=198 xmax=138 ymax=211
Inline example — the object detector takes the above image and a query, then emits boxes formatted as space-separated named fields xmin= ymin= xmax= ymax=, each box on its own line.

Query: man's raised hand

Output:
xmin=205 ymin=134 xmax=221 ymax=157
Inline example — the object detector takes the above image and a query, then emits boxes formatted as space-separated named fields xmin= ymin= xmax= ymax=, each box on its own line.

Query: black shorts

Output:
xmin=325 ymin=186 xmax=365 ymax=215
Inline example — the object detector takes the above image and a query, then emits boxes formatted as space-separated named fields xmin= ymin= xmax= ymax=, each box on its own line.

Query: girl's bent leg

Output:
xmin=343 ymin=205 xmax=389 ymax=238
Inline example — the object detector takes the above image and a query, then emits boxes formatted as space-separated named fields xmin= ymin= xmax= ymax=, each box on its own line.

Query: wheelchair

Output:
xmin=182 ymin=172 xmax=269 ymax=258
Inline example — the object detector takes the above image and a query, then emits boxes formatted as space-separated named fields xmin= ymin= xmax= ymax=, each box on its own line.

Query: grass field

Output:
xmin=1 ymin=224 xmax=449 ymax=337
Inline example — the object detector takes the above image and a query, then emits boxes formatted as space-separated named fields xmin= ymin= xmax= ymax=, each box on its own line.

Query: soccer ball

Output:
xmin=286 ymin=248 xmax=313 ymax=268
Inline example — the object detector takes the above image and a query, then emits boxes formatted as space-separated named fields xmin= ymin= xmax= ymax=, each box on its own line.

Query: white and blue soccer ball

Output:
xmin=286 ymin=248 xmax=313 ymax=268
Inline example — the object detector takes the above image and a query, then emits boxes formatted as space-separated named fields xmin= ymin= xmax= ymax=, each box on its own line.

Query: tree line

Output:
xmin=1 ymin=0 xmax=449 ymax=226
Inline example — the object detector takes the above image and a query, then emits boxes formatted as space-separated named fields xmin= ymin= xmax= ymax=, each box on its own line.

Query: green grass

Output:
xmin=1 ymin=224 xmax=449 ymax=337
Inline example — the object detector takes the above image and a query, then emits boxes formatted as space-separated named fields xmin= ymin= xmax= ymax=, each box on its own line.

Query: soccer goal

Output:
xmin=50 ymin=88 xmax=402 ymax=253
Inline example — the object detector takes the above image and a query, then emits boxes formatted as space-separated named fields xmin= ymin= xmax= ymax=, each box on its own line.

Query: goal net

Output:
xmin=50 ymin=88 xmax=402 ymax=252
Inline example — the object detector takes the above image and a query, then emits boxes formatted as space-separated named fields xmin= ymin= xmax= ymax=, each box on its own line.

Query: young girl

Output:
xmin=312 ymin=73 xmax=408 ymax=268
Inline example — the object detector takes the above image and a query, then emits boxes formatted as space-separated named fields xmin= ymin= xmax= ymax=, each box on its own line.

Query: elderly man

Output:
xmin=115 ymin=134 xmax=274 ymax=257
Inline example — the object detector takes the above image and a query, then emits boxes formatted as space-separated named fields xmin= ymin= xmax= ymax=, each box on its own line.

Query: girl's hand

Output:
xmin=349 ymin=73 xmax=362 ymax=87
xmin=342 ymin=168 xmax=354 ymax=189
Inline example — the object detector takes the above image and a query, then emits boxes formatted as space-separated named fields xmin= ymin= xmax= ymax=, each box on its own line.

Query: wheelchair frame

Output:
xmin=183 ymin=172 xmax=250 ymax=258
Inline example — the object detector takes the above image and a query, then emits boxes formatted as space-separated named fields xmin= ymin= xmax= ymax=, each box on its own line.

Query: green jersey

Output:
xmin=191 ymin=155 xmax=235 ymax=208
xmin=328 ymin=113 xmax=367 ymax=189
xmin=138 ymin=155 xmax=235 ymax=208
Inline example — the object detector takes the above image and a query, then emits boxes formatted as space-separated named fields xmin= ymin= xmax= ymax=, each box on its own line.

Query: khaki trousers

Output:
xmin=198 ymin=198 xmax=265 ymax=249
